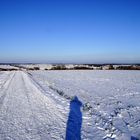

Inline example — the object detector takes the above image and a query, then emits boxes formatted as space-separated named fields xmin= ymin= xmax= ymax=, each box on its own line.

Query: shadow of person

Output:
xmin=65 ymin=96 xmax=82 ymax=140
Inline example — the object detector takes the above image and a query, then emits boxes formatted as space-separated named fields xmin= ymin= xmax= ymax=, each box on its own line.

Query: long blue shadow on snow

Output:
xmin=65 ymin=96 xmax=82 ymax=140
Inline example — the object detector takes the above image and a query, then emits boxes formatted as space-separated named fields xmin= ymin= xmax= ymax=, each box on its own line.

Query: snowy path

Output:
xmin=0 ymin=71 xmax=67 ymax=140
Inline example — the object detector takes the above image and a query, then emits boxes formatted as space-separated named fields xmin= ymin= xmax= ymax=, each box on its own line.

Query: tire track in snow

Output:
xmin=27 ymin=72 xmax=72 ymax=102
xmin=0 ymin=71 xmax=67 ymax=140
xmin=26 ymin=72 xmax=70 ymax=137
xmin=27 ymin=72 xmax=70 ymax=113
xmin=0 ymin=72 xmax=13 ymax=89
xmin=21 ymin=72 xmax=67 ymax=139
xmin=21 ymin=74 xmax=43 ymax=139
xmin=0 ymin=72 xmax=15 ymax=111
xmin=21 ymin=73 xmax=65 ymax=139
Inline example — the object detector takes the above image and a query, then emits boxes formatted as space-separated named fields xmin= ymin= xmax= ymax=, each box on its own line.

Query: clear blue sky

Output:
xmin=0 ymin=0 xmax=140 ymax=63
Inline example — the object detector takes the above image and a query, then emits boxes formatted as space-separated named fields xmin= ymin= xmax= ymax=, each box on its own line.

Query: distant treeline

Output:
xmin=45 ymin=65 xmax=140 ymax=70
xmin=1 ymin=64 xmax=140 ymax=71
xmin=0 ymin=68 xmax=18 ymax=71
xmin=115 ymin=65 xmax=140 ymax=70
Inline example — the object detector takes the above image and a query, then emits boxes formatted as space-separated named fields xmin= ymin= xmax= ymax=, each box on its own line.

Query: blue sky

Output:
xmin=0 ymin=0 xmax=140 ymax=63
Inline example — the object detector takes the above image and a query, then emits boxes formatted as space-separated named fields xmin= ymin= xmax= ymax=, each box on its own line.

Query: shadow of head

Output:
xmin=131 ymin=136 xmax=139 ymax=140
xmin=65 ymin=96 xmax=82 ymax=140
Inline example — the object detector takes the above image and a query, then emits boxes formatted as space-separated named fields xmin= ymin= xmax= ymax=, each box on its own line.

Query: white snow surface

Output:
xmin=0 ymin=70 xmax=140 ymax=140
xmin=0 ymin=71 xmax=67 ymax=140
xmin=30 ymin=70 xmax=140 ymax=140
xmin=19 ymin=64 xmax=53 ymax=70
xmin=0 ymin=65 xmax=19 ymax=69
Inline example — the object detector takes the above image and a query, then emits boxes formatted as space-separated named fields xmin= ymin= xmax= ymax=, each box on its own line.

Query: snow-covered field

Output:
xmin=0 ymin=70 xmax=140 ymax=140
xmin=0 ymin=65 xmax=19 ymax=70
